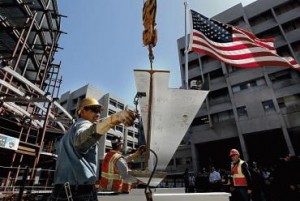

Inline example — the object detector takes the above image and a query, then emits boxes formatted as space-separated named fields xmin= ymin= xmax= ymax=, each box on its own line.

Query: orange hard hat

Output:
xmin=229 ymin=149 xmax=240 ymax=156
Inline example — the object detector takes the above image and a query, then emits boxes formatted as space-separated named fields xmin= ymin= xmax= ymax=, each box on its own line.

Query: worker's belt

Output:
xmin=54 ymin=184 xmax=95 ymax=194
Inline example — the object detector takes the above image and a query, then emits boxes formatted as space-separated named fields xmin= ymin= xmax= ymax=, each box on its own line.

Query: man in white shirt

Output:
xmin=209 ymin=166 xmax=221 ymax=192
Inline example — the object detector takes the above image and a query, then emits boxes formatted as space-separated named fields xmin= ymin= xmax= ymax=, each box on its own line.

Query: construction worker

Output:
xmin=48 ymin=97 xmax=135 ymax=201
xmin=229 ymin=148 xmax=252 ymax=201
xmin=99 ymin=136 xmax=145 ymax=194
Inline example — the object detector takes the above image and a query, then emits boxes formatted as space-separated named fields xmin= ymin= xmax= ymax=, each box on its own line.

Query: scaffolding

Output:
xmin=0 ymin=0 xmax=72 ymax=199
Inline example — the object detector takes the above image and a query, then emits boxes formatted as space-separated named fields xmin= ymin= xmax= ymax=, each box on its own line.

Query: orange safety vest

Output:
xmin=99 ymin=150 xmax=123 ymax=192
xmin=99 ymin=150 xmax=133 ymax=193
xmin=231 ymin=159 xmax=248 ymax=186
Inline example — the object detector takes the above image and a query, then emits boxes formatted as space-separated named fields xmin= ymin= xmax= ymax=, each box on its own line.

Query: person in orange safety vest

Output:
xmin=229 ymin=148 xmax=252 ymax=201
xmin=99 ymin=136 xmax=145 ymax=194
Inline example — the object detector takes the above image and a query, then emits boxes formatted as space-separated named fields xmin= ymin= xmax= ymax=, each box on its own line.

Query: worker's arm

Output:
xmin=125 ymin=145 xmax=146 ymax=162
xmin=74 ymin=111 xmax=135 ymax=154
xmin=73 ymin=120 xmax=102 ymax=154
xmin=116 ymin=157 xmax=138 ymax=183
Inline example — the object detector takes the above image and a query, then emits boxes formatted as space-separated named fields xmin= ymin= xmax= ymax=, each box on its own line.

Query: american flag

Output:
xmin=189 ymin=10 xmax=300 ymax=70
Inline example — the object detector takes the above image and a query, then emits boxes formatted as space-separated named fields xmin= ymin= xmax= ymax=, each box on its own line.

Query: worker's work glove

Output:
xmin=95 ymin=110 xmax=135 ymax=135
xmin=110 ymin=110 xmax=136 ymax=127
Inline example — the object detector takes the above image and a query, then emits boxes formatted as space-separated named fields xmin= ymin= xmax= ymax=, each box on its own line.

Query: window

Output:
xmin=116 ymin=125 xmax=123 ymax=132
xmin=262 ymin=100 xmax=275 ymax=112
xmin=282 ymin=17 xmax=300 ymax=33
xmin=269 ymin=69 xmax=291 ymax=82
xmin=79 ymin=95 xmax=85 ymax=101
xmin=72 ymin=98 xmax=78 ymax=105
xmin=108 ymin=109 xmax=115 ymax=115
xmin=60 ymin=101 xmax=67 ymax=107
xmin=277 ymin=46 xmax=292 ymax=58
xmin=128 ymin=130 xmax=134 ymax=137
xmin=248 ymin=11 xmax=274 ymax=27
xmin=212 ymin=110 xmax=234 ymax=123
xmin=292 ymin=41 xmax=300 ymax=53
xmin=209 ymin=88 xmax=230 ymax=105
xmin=232 ymin=78 xmax=266 ymax=93
xmin=227 ymin=66 xmax=242 ymax=73
xmin=210 ymin=68 xmax=223 ymax=80
xmin=117 ymin=103 xmax=124 ymax=110
xmin=109 ymin=99 xmax=117 ymax=107
xmin=186 ymin=157 xmax=192 ymax=165
xmin=229 ymin=17 xmax=246 ymax=27
xmin=257 ymin=27 xmax=281 ymax=39
xmin=106 ymin=134 xmax=114 ymax=141
xmin=188 ymin=59 xmax=200 ymax=70
xmin=237 ymin=106 xmax=248 ymax=118
xmin=191 ymin=116 xmax=209 ymax=126
xmin=277 ymin=98 xmax=286 ymax=108
xmin=176 ymin=158 xmax=184 ymax=165
xmin=274 ymin=0 xmax=300 ymax=16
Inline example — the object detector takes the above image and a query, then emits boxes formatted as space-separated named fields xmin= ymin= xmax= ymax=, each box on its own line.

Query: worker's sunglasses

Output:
xmin=84 ymin=106 xmax=101 ymax=114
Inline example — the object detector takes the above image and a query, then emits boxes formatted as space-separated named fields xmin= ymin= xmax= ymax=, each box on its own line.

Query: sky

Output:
xmin=56 ymin=0 xmax=257 ymax=104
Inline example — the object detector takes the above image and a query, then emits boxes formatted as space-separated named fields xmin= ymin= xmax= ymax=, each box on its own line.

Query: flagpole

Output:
xmin=184 ymin=1 xmax=189 ymax=89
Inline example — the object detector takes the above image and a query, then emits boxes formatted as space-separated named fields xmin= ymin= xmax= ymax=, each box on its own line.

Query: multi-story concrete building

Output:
xmin=58 ymin=84 xmax=140 ymax=157
xmin=177 ymin=0 xmax=300 ymax=171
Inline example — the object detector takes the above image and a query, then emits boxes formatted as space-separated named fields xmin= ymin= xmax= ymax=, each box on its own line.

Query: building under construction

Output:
xmin=0 ymin=0 xmax=72 ymax=199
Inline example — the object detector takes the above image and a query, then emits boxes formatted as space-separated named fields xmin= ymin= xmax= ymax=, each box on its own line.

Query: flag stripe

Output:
xmin=193 ymin=41 xmax=280 ymax=60
xmin=192 ymin=46 xmax=297 ymax=68
xmin=193 ymin=32 xmax=276 ymax=53
xmin=233 ymin=28 xmax=276 ymax=51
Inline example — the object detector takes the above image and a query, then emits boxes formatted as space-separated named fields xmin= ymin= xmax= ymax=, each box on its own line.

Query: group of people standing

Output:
xmin=184 ymin=148 xmax=300 ymax=201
